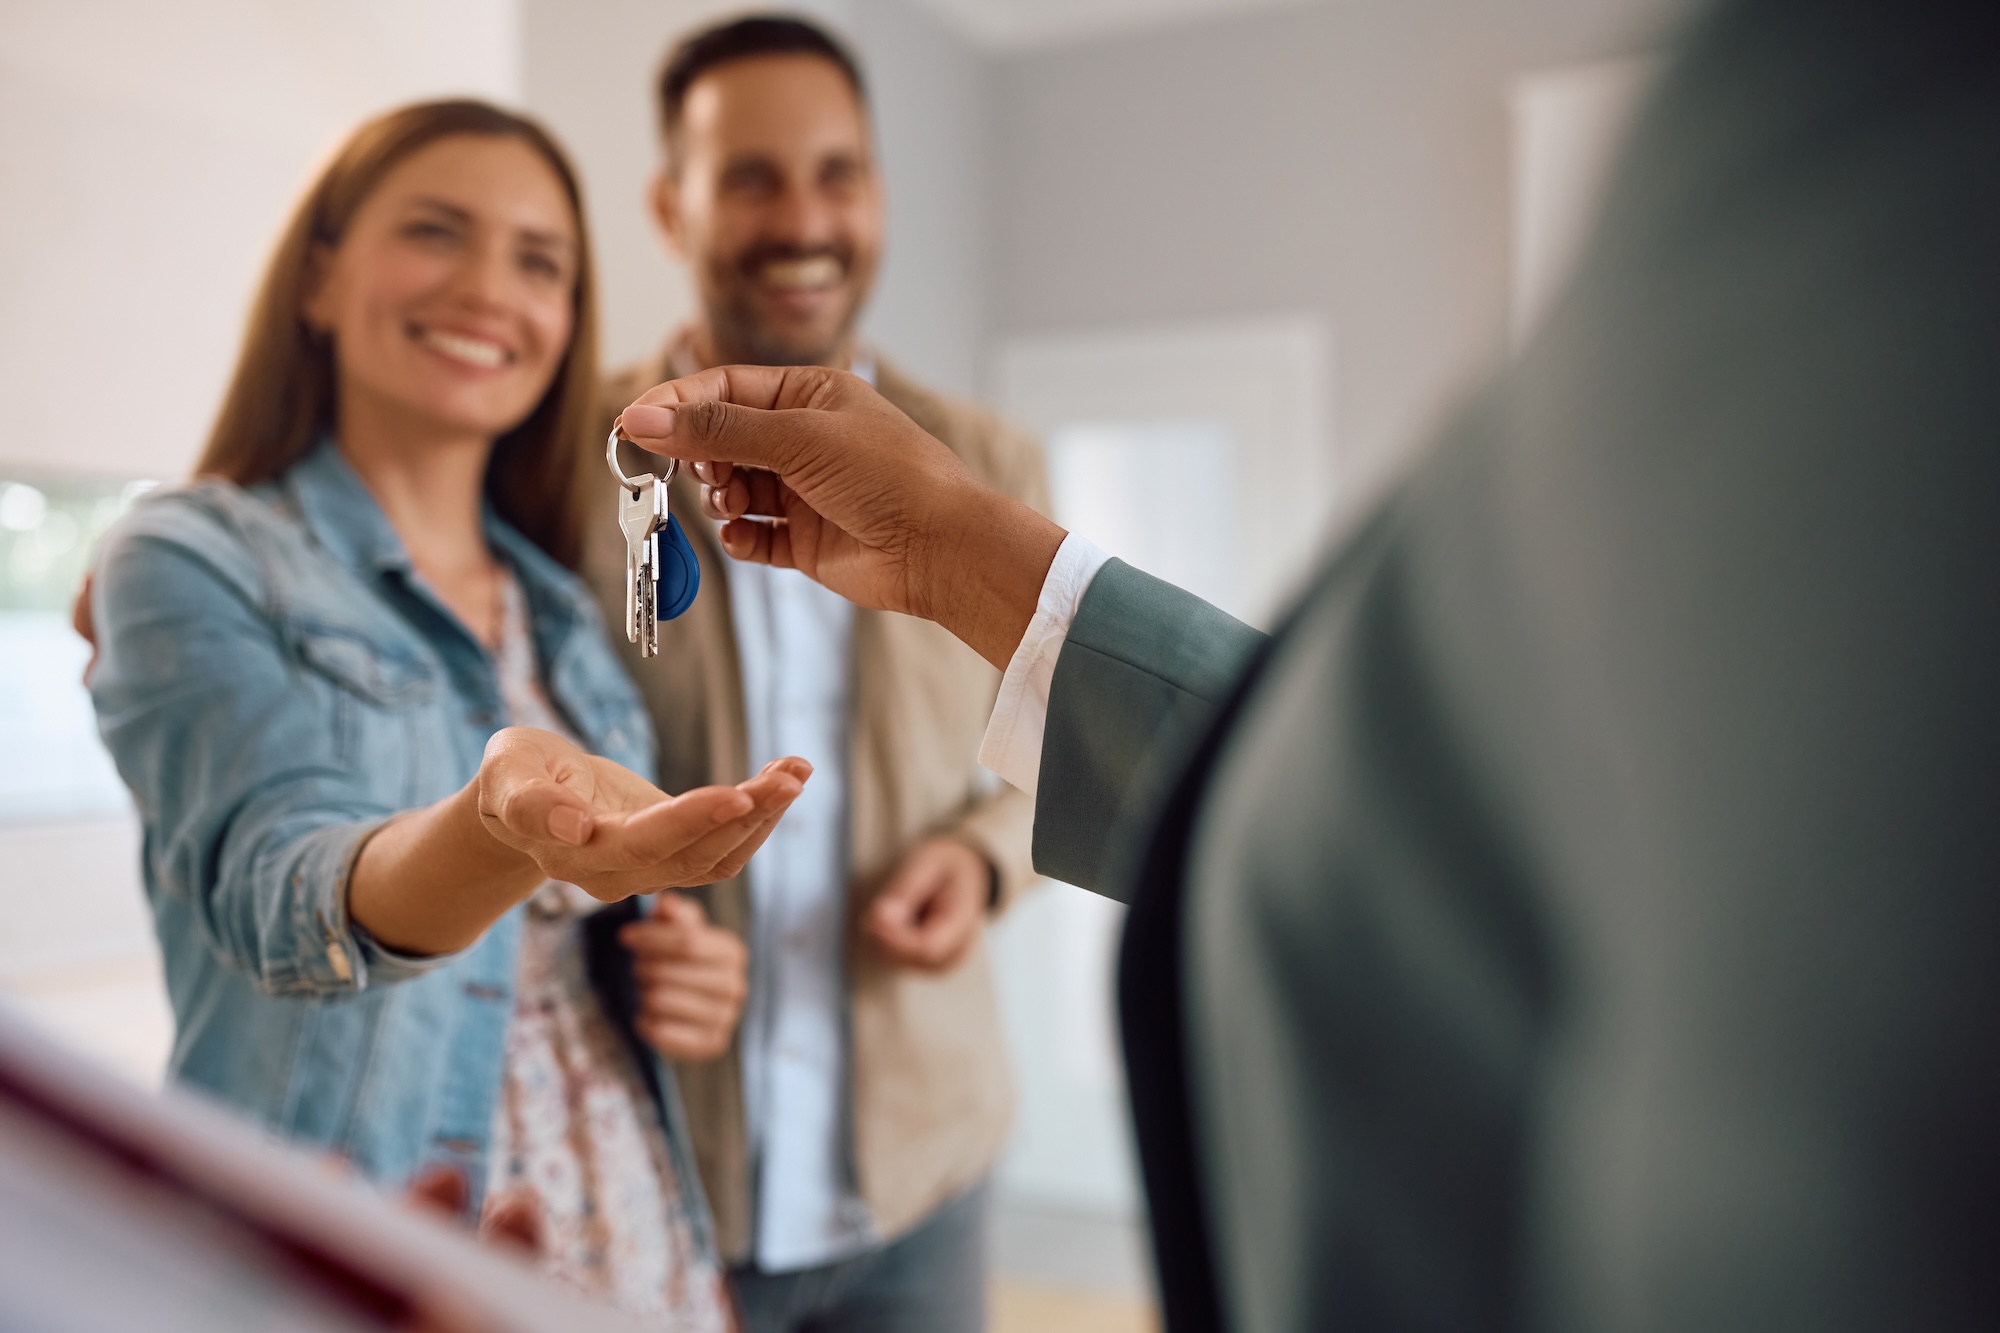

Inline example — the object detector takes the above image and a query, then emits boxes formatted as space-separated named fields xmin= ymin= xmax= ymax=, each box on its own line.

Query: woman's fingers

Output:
xmin=634 ymin=951 xmax=745 ymax=988
xmin=628 ymin=784 xmax=800 ymax=880
xmin=477 ymin=727 xmax=600 ymax=849
xmin=702 ymin=803 xmax=792 ymax=883
xmin=611 ymin=786 xmax=757 ymax=857
xmin=638 ymin=983 xmax=740 ymax=1027
xmin=637 ymin=1017 xmax=733 ymax=1062
xmin=567 ymin=759 xmax=810 ymax=895
xmin=641 ymin=759 xmax=809 ymax=880
xmin=490 ymin=777 xmax=595 ymax=848
xmin=545 ymin=757 xmax=812 ymax=898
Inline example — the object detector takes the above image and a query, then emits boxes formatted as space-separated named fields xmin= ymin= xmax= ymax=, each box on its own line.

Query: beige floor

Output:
xmin=993 ymin=1283 xmax=1158 ymax=1333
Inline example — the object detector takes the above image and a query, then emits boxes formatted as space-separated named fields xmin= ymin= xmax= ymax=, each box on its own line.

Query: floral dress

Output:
xmin=484 ymin=576 xmax=731 ymax=1330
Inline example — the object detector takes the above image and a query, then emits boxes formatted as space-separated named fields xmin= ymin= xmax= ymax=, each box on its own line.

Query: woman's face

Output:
xmin=304 ymin=133 xmax=578 ymax=444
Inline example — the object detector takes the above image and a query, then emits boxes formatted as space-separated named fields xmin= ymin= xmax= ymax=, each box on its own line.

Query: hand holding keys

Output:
xmin=608 ymin=427 xmax=699 ymax=657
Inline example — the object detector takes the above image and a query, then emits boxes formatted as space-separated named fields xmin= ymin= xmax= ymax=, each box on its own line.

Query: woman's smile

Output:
xmin=409 ymin=320 xmax=516 ymax=373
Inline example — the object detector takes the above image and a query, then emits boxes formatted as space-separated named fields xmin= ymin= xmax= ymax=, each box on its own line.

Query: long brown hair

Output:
xmin=195 ymin=99 xmax=597 ymax=568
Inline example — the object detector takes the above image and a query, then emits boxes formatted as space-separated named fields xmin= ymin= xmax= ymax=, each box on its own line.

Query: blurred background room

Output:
xmin=0 ymin=0 xmax=1670 ymax=1327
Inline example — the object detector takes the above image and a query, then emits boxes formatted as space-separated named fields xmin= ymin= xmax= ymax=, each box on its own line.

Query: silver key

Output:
xmin=607 ymin=428 xmax=678 ymax=658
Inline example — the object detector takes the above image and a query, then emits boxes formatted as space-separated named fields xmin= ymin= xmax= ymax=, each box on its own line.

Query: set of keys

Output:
xmin=608 ymin=426 xmax=692 ymax=658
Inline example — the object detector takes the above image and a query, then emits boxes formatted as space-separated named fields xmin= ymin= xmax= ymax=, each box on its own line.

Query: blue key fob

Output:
xmin=657 ymin=514 xmax=700 ymax=620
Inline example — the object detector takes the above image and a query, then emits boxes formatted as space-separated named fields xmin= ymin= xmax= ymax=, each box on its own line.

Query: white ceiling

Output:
xmin=903 ymin=0 xmax=1314 ymax=52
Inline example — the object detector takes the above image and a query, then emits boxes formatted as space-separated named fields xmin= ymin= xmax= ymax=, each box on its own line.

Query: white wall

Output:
xmin=0 ymin=0 xmax=522 ymax=482
xmin=845 ymin=0 xmax=995 ymax=395
xmin=990 ymin=0 xmax=1672 ymax=495
xmin=0 ymin=0 xmax=523 ymax=1084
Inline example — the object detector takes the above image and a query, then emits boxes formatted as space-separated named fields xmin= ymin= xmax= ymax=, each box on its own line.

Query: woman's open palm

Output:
xmin=474 ymin=727 xmax=809 ymax=900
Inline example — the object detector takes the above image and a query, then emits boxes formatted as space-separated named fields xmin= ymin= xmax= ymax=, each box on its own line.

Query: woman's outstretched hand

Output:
xmin=348 ymin=728 xmax=809 ymax=959
xmin=475 ymin=726 xmax=808 ymax=901
xmin=616 ymin=366 xmax=1067 ymax=670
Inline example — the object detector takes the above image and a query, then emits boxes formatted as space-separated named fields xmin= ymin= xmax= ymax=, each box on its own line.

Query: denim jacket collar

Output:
xmin=285 ymin=437 xmax=585 ymax=657
xmin=288 ymin=437 xmax=413 ymax=580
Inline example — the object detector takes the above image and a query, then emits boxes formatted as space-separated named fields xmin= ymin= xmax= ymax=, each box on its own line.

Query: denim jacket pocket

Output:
xmin=285 ymin=618 xmax=437 ymax=708
xmin=283 ymin=617 xmax=451 ymax=805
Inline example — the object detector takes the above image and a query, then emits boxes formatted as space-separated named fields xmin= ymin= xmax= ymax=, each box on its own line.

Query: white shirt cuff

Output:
xmin=977 ymin=533 xmax=1113 ymax=797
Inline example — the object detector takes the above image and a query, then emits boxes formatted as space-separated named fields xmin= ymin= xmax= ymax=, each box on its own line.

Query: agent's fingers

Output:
xmin=700 ymin=468 xmax=790 ymax=522
xmin=626 ymin=363 xmax=818 ymax=415
xmin=716 ymin=517 xmax=797 ymax=570
xmin=620 ymin=365 xmax=847 ymax=465
xmin=700 ymin=472 xmax=747 ymax=521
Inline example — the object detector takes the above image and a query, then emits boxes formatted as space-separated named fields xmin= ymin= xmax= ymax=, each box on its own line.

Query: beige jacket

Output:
xmin=584 ymin=340 xmax=1048 ymax=1260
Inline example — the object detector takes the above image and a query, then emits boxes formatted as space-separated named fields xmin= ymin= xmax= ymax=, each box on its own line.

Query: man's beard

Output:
xmin=706 ymin=242 xmax=862 ymax=368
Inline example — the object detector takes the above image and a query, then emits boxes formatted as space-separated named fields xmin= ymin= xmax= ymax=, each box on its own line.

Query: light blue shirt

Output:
xmin=727 ymin=353 xmax=884 ymax=1272
xmin=727 ymin=541 xmax=873 ymax=1271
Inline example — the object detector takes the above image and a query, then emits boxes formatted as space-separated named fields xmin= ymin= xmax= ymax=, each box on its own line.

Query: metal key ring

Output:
xmin=607 ymin=425 xmax=678 ymax=495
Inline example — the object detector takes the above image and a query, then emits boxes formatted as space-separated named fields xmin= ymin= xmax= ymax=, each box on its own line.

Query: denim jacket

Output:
xmin=90 ymin=441 xmax=704 ymax=1231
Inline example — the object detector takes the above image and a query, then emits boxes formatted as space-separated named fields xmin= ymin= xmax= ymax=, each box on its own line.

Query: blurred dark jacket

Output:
xmin=1031 ymin=0 xmax=2000 ymax=1328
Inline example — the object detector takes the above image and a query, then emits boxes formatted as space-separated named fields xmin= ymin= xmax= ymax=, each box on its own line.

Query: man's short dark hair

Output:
xmin=656 ymin=14 xmax=868 ymax=148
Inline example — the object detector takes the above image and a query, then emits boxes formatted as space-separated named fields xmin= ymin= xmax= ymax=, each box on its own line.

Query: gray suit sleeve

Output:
xmin=1032 ymin=559 xmax=1266 ymax=894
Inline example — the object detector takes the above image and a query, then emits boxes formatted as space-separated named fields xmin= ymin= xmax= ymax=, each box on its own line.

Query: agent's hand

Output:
xmin=476 ymin=727 xmax=810 ymax=902
xmin=621 ymin=894 xmax=748 ymax=1062
xmin=617 ymin=366 xmax=1067 ymax=669
xmin=864 ymin=837 xmax=992 ymax=972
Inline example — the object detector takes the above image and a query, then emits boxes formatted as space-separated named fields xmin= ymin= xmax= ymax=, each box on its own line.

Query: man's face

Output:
xmin=656 ymin=54 xmax=883 ymax=367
